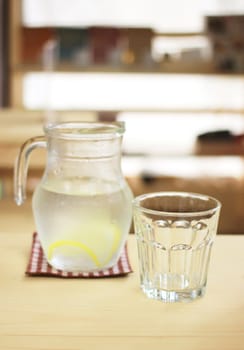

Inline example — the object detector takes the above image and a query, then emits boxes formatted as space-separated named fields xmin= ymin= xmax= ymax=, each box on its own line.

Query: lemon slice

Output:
xmin=47 ymin=222 xmax=121 ymax=269
xmin=48 ymin=240 xmax=101 ymax=267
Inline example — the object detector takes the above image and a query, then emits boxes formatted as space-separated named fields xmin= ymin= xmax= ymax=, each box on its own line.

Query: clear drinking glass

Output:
xmin=14 ymin=121 xmax=133 ymax=273
xmin=133 ymin=191 xmax=221 ymax=302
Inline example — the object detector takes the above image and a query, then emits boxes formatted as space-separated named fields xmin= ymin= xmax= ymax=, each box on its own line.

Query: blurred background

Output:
xmin=2 ymin=0 xmax=244 ymax=233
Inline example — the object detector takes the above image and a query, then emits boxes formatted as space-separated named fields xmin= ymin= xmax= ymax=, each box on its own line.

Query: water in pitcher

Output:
xmin=33 ymin=177 xmax=132 ymax=272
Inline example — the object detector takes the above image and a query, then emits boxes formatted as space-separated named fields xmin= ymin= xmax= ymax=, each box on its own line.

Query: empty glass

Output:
xmin=133 ymin=191 xmax=221 ymax=302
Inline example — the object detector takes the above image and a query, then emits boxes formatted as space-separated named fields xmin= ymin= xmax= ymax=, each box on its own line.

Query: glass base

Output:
xmin=141 ymin=285 xmax=206 ymax=303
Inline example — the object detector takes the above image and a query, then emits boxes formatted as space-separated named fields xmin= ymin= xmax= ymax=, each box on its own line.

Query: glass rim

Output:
xmin=133 ymin=191 xmax=221 ymax=217
xmin=44 ymin=121 xmax=125 ymax=140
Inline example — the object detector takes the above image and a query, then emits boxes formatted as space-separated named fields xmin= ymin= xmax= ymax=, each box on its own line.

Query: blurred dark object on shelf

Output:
xmin=21 ymin=27 xmax=56 ymax=64
xmin=195 ymin=129 xmax=244 ymax=155
xmin=197 ymin=129 xmax=234 ymax=142
xmin=206 ymin=15 xmax=244 ymax=73
xmin=57 ymin=27 xmax=89 ymax=64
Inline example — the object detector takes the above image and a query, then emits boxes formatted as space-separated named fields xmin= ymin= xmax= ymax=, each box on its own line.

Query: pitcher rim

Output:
xmin=44 ymin=121 xmax=125 ymax=140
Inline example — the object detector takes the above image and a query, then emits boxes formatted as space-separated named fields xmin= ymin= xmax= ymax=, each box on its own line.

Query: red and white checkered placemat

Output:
xmin=26 ymin=232 xmax=133 ymax=278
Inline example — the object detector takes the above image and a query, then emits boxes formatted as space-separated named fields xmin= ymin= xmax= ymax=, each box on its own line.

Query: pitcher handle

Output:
xmin=14 ymin=136 xmax=46 ymax=206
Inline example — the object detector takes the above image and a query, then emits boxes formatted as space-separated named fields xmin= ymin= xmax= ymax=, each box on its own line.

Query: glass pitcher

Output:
xmin=14 ymin=121 xmax=133 ymax=272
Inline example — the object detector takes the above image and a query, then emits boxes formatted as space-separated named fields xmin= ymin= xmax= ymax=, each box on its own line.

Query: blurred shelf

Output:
xmin=13 ymin=61 xmax=219 ymax=75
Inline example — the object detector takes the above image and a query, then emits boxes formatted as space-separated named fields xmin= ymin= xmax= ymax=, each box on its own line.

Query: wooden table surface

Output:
xmin=0 ymin=199 xmax=244 ymax=350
